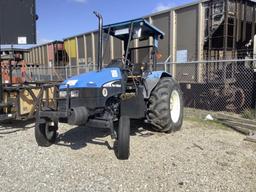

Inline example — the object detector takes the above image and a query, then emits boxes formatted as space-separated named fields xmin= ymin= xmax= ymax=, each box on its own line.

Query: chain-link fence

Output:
xmin=2 ymin=59 xmax=255 ymax=115
xmin=158 ymin=59 xmax=256 ymax=115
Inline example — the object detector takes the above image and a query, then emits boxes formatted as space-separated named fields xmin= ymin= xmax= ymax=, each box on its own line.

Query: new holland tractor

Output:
xmin=35 ymin=12 xmax=184 ymax=160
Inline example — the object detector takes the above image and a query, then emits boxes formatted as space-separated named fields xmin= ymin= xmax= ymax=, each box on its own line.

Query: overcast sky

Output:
xmin=36 ymin=0 xmax=193 ymax=44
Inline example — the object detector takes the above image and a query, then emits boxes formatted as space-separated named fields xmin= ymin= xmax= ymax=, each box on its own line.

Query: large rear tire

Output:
xmin=148 ymin=77 xmax=183 ymax=132
xmin=116 ymin=116 xmax=130 ymax=160
xmin=35 ymin=119 xmax=57 ymax=147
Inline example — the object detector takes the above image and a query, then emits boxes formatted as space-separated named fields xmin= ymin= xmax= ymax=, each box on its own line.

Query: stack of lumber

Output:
xmin=214 ymin=113 xmax=256 ymax=143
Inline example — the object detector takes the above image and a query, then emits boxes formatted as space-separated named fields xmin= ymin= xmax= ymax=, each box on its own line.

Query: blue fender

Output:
xmin=143 ymin=71 xmax=172 ymax=98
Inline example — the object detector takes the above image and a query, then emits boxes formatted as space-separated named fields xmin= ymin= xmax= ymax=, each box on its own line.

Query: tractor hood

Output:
xmin=59 ymin=67 xmax=122 ymax=89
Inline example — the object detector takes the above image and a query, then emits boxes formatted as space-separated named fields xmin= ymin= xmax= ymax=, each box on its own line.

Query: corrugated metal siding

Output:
xmin=86 ymin=34 xmax=93 ymax=64
xmin=23 ymin=52 xmax=28 ymax=62
xmin=31 ymin=50 xmax=34 ymax=64
xmin=43 ymin=45 xmax=48 ymax=65
xmin=28 ymin=51 xmax=30 ymax=63
xmin=32 ymin=49 xmax=35 ymax=64
xmin=103 ymin=33 xmax=111 ymax=65
xmin=69 ymin=38 xmax=77 ymax=59
xmin=175 ymin=5 xmax=199 ymax=82
xmin=77 ymin=36 xmax=85 ymax=64
xmin=151 ymin=12 xmax=170 ymax=62
xmin=29 ymin=51 xmax=31 ymax=63
xmin=33 ymin=48 xmax=36 ymax=64
xmin=34 ymin=48 xmax=37 ymax=64
xmin=38 ymin=47 xmax=43 ymax=65
xmin=28 ymin=51 xmax=31 ymax=63
xmin=24 ymin=52 xmax=28 ymax=63
xmin=113 ymin=37 xmax=123 ymax=59
xmin=48 ymin=44 xmax=54 ymax=63
xmin=64 ymin=41 xmax=69 ymax=58
xmin=40 ymin=46 xmax=44 ymax=65
xmin=39 ymin=46 xmax=43 ymax=64
xmin=35 ymin=48 xmax=39 ymax=65
xmin=38 ymin=47 xmax=41 ymax=64
xmin=69 ymin=37 xmax=78 ymax=72
xmin=176 ymin=5 xmax=198 ymax=61
xmin=94 ymin=32 xmax=98 ymax=64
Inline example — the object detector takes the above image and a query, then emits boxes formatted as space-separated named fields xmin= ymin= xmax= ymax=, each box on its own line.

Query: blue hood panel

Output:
xmin=60 ymin=67 xmax=122 ymax=89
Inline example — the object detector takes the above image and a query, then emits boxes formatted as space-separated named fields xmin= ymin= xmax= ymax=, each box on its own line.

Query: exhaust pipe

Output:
xmin=93 ymin=11 xmax=103 ymax=71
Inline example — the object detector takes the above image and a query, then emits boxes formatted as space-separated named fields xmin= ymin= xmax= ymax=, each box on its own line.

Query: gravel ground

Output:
xmin=0 ymin=116 xmax=256 ymax=192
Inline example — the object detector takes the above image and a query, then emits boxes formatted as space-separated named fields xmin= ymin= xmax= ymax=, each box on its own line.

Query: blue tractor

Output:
xmin=35 ymin=12 xmax=184 ymax=160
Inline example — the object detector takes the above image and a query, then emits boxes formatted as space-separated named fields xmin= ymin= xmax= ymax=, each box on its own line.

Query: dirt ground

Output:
xmin=0 ymin=114 xmax=256 ymax=192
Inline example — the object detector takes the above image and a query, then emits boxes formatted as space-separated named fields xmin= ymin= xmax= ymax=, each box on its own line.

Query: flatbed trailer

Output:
xmin=0 ymin=82 xmax=59 ymax=122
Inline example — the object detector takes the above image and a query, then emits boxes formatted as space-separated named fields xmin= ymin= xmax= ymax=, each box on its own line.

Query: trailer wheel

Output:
xmin=148 ymin=77 xmax=183 ymax=132
xmin=35 ymin=119 xmax=57 ymax=147
xmin=116 ymin=116 xmax=130 ymax=160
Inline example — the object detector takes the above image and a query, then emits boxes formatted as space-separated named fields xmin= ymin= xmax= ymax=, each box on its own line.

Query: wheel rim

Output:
xmin=45 ymin=123 xmax=54 ymax=140
xmin=170 ymin=90 xmax=181 ymax=124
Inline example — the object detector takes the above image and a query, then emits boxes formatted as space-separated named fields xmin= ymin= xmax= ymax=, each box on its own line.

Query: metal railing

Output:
xmin=25 ymin=64 xmax=95 ymax=82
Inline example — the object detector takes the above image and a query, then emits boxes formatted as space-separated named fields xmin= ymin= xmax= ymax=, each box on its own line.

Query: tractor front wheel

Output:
xmin=35 ymin=119 xmax=58 ymax=147
xmin=116 ymin=116 xmax=130 ymax=160
xmin=148 ymin=77 xmax=183 ymax=132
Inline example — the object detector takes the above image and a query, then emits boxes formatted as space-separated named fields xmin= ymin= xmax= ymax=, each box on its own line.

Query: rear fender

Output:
xmin=143 ymin=71 xmax=172 ymax=99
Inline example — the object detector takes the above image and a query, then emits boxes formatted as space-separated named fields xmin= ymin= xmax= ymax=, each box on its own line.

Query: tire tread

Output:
xmin=148 ymin=77 xmax=183 ymax=132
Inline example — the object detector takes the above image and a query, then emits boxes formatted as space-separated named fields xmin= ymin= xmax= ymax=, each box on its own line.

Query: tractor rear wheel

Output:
xmin=116 ymin=116 xmax=130 ymax=160
xmin=35 ymin=119 xmax=58 ymax=147
xmin=148 ymin=77 xmax=183 ymax=132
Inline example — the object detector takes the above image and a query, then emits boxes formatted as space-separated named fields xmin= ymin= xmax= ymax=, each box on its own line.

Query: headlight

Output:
xmin=59 ymin=91 xmax=67 ymax=98
xmin=71 ymin=90 xmax=79 ymax=98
